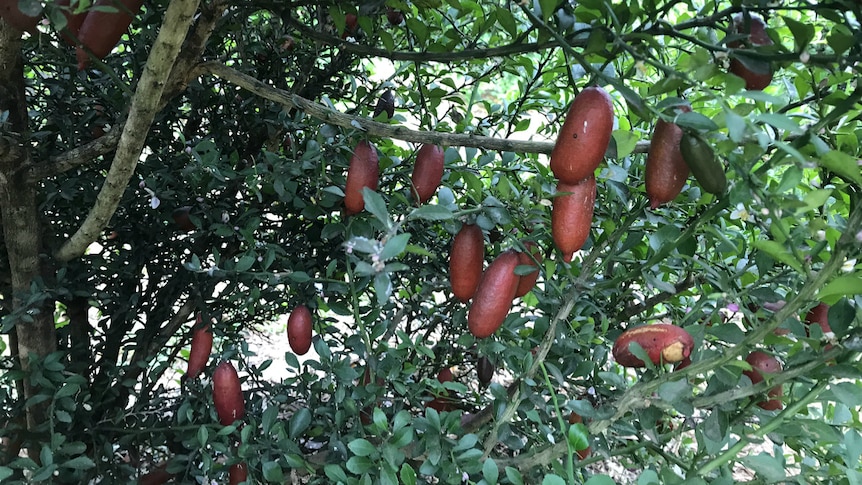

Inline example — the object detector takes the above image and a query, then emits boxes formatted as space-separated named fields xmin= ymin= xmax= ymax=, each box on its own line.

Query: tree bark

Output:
xmin=0 ymin=21 xmax=56 ymax=443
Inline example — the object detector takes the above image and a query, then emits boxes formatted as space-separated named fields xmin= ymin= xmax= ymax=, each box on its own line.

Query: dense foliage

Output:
xmin=1 ymin=0 xmax=861 ymax=484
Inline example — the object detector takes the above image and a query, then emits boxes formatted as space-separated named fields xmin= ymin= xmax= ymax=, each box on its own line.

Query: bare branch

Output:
xmin=198 ymin=61 xmax=653 ymax=155
xmin=54 ymin=0 xmax=202 ymax=262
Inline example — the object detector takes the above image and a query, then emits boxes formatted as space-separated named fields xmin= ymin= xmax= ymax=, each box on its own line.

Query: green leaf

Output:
xmin=262 ymin=460 xmax=285 ymax=482
xmin=324 ymin=464 xmax=349 ymax=482
xmin=611 ymin=130 xmax=639 ymax=159
xmin=754 ymin=113 xmax=804 ymax=135
xmin=380 ymin=233 xmax=411 ymax=261
xmin=538 ymin=0 xmax=556 ymax=22
xmin=740 ymin=453 xmax=786 ymax=483
xmin=782 ymin=16 xmax=815 ymax=51
xmin=830 ymin=382 xmax=862 ymax=408
xmin=197 ymin=425 xmax=208 ymax=446
xmin=506 ymin=467 xmax=525 ymax=485
xmin=60 ymin=456 xmax=95 ymax=470
xmin=724 ymin=108 xmax=747 ymax=142
xmin=542 ymin=474 xmax=567 ymax=485
xmin=818 ymin=274 xmax=862 ymax=303
xmin=820 ymin=150 xmax=862 ymax=186
xmin=843 ymin=429 xmax=862 ymax=469
xmin=348 ymin=438 xmax=377 ymax=457
xmin=346 ymin=456 xmax=374 ymax=475
xmin=496 ymin=7 xmax=517 ymax=37
xmin=234 ymin=254 xmax=255 ymax=272
xmin=585 ymin=475 xmax=617 ymax=485
xmin=752 ymin=240 xmax=803 ymax=273
xmin=363 ymin=188 xmax=391 ymax=229
xmin=0 ymin=467 xmax=11 ymax=481
xmin=483 ymin=458 xmax=499 ymax=485
xmin=374 ymin=272 xmax=392 ymax=305
xmin=674 ymin=111 xmax=719 ymax=132
xmin=289 ymin=408 xmax=312 ymax=439
xmin=827 ymin=298 xmax=854 ymax=338
xmin=408 ymin=204 xmax=454 ymax=221
xmin=400 ymin=463 xmax=417 ymax=485
xmin=55 ymin=382 xmax=80 ymax=399
xmin=567 ymin=423 xmax=589 ymax=451
xmin=638 ymin=469 xmax=660 ymax=485
xmin=658 ymin=379 xmax=691 ymax=404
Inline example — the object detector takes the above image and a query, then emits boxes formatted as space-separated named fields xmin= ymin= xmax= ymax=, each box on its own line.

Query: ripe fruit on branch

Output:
xmin=287 ymin=304 xmax=313 ymax=355
xmin=172 ymin=206 xmax=196 ymax=232
xmin=551 ymin=177 xmax=596 ymax=262
xmin=186 ymin=313 xmax=213 ymax=379
xmin=426 ymin=368 xmax=456 ymax=412
xmin=75 ymin=0 xmax=145 ymax=70
xmin=468 ymin=250 xmax=520 ymax=338
xmin=514 ymin=241 xmax=542 ymax=297
xmin=386 ymin=8 xmax=404 ymax=25
xmin=744 ymin=351 xmax=783 ymax=410
xmin=450 ymin=224 xmax=484 ymax=302
xmin=550 ymin=86 xmax=614 ymax=184
xmin=645 ymin=105 xmax=691 ymax=209
xmin=411 ymin=144 xmax=444 ymax=204
xmin=612 ymin=323 xmax=694 ymax=367
xmin=804 ymin=302 xmax=832 ymax=335
xmin=57 ymin=0 xmax=88 ymax=46
xmin=728 ymin=14 xmax=774 ymax=91
xmin=343 ymin=140 xmax=380 ymax=215
xmin=213 ymin=362 xmax=245 ymax=425
xmin=680 ymin=133 xmax=727 ymax=195
xmin=373 ymin=89 xmax=395 ymax=119
xmin=137 ymin=464 xmax=174 ymax=485
xmin=342 ymin=13 xmax=359 ymax=38
xmin=229 ymin=462 xmax=248 ymax=485
xmin=0 ymin=0 xmax=41 ymax=33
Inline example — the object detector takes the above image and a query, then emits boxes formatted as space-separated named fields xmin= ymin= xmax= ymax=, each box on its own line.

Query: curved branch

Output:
xmin=54 ymin=0 xmax=202 ymax=262
xmin=197 ymin=61 xmax=652 ymax=155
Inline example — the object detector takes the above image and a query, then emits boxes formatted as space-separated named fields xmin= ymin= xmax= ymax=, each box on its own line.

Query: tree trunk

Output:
xmin=0 ymin=21 xmax=56 ymax=445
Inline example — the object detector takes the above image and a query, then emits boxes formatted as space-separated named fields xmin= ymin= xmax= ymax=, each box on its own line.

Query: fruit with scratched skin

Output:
xmin=450 ymin=223 xmax=484 ymax=302
xmin=411 ymin=144 xmax=444 ymax=204
xmin=229 ymin=462 xmax=248 ymax=485
xmin=680 ymin=133 xmax=727 ymax=195
xmin=612 ymin=323 xmax=694 ymax=367
xmin=645 ymin=105 xmax=691 ymax=209
xmin=186 ymin=312 xmax=213 ymax=379
xmin=213 ymin=361 xmax=245 ymax=425
xmin=728 ymin=14 xmax=774 ymax=91
xmin=551 ymin=177 xmax=596 ymax=263
xmin=426 ymin=368 xmax=456 ymax=412
xmin=514 ymin=241 xmax=542 ymax=297
xmin=287 ymin=304 xmax=313 ymax=355
xmin=549 ymin=86 xmax=614 ymax=184
xmin=468 ymin=250 xmax=520 ymax=338
xmin=743 ymin=351 xmax=783 ymax=410
xmin=343 ymin=140 xmax=380 ymax=215
xmin=75 ymin=0 xmax=145 ymax=70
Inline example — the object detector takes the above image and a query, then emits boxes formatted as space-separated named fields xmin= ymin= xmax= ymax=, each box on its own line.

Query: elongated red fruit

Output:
xmin=612 ymin=323 xmax=694 ymax=367
xmin=137 ymin=464 xmax=174 ymax=485
xmin=75 ymin=0 xmax=144 ymax=70
xmin=477 ymin=356 xmax=494 ymax=386
xmin=56 ymin=0 xmax=88 ymax=45
xmin=426 ymin=368 xmax=455 ymax=412
xmin=744 ymin=351 xmax=783 ymax=410
xmin=450 ymin=224 xmax=484 ymax=302
xmin=514 ymin=241 xmax=542 ymax=297
xmin=550 ymin=86 xmax=614 ymax=184
xmin=804 ymin=302 xmax=831 ymax=334
xmin=468 ymin=250 xmax=520 ymax=338
xmin=213 ymin=362 xmax=245 ymax=425
xmin=229 ymin=462 xmax=248 ymax=485
xmin=0 ymin=0 xmax=41 ymax=33
xmin=411 ymin=144 xmax=445 ymax=204
xmin=287 ymin=304 xmax=313 ymax=355
xmin=343 ymin=140 xmax=380 ymax=215
xmin=728 ymin=15 xmax=773 ymax=91
xmin=551 ymin=177 xmax=596 ymax=262
xmin=645 ymin=106 xmax=691 ymax=209
xmin=186 ymin=312 xmax=213 ymax=379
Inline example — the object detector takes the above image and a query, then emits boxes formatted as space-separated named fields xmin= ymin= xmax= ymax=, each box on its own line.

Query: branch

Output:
xmin=197 ymin=61 xmax=652 ymax=155
xmin=54 ymin=0 xmax=202 ymax=262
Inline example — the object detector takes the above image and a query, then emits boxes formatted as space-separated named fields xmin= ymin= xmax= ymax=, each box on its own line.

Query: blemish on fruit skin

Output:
xmin=662 ymin=341 xmax=685 ymax=362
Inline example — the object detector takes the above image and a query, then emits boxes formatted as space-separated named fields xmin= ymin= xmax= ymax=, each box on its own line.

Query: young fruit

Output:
xmin=612 ymin=323 xmax=694 ymax=367
xmin=468 ymin=250 xmax=520 ymax=338
xmin=137 ymin=464 xmax=174 ymax=485
xmin=728 ymin=15 xmax=773 ymax=91
xmin=386 ymin=8 xmax=404 ymax=25
xmin=680 ymin=133 xmax=726 ymax=195
xmin=411 ymin=144 xmax=444 ymax=204
xmin=743 ymin=351 xmax=783 ymax=410
xmin=213 ymin=362 xmax=245 ymax=425
xmin=342 ymin=13 xmax=358 ymax=38
xmin=186 ymin=313 xmax=213 ymax=380
xmin=287 ymin=304 xmax=313 ymax=355
xmin=550 ymin=86 xmax=614 ymax=184
xmin=514 ymin=241 xmax=542 ymax=297
xmin=343 ymin=140 xmax=380 ymax=215
xmin=804 ymin=302 xmax=832 ymax=334
xmin=450 ymin=224 xmax=484 ymax=302
xmin=0 ymin=0 xmax=41 ymax=33
xmin=426 ymin=368 xmax=456 ymax=412
xmin=645 ymin=106 xmax=691 ymax=209
xmin=372 ymin=89 xmax=395 ymax=119
xmin=75 ymin=0 xmax=145 ymax=70
xmin=172 ymin=206 xmax=196 ymax=232
xmin=229 ymin=462 xmax=248 ymax=485
xmin=551 ymin=177 xmax=596 ymax=262
xmin=477 ymin=356 xmax=494 ymax=386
